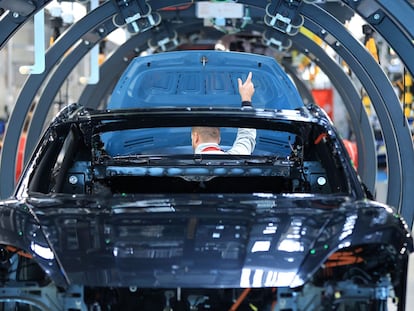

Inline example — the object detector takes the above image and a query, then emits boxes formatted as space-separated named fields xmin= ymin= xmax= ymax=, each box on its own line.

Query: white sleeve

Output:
xmin=226 ymin=128 xmax=256 ymax=155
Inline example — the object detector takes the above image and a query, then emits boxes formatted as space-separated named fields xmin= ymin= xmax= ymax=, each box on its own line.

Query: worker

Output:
xmin=191 ymin=72 xmax=256 ymax=154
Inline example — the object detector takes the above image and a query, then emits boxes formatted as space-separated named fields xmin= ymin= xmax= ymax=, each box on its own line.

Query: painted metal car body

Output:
xmin=0 ymin=51 xmax=412 ymax=311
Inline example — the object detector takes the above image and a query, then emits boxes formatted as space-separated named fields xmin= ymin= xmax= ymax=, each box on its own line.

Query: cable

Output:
xmin=229 ymin=288 xmax=250 ymax=311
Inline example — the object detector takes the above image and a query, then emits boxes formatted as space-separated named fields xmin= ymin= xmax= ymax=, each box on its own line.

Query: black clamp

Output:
xmin=262 ymin=28 xmax=292 ymax=52
xmin=112 ymin=0 xmax=161 ymax=34
xmin=148 ymin=24 xmax=179 ymax=52
xmin=264 ymin=0 xmax=305 ymax=36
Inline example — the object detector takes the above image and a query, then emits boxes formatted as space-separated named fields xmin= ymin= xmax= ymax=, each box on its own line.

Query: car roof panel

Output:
xmin=108 ymin=50 xmax=304 ymax=110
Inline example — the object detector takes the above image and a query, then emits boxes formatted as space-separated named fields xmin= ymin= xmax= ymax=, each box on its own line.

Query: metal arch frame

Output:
xmin=301 ymin=4 xmax=414 ymax=222
xmin=77 ymin=43 xmax=139 ymax=109
xmin=0 ymin=1 xmax=118 ymax=199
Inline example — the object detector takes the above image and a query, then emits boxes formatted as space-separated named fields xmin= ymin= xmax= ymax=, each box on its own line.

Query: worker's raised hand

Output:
xmin=238 ymin=72 xmax=255 ymax=102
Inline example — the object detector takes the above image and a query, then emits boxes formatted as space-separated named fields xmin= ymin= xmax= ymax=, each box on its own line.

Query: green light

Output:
xmin=324 ymin=244 xmax=329 ymax=249
xmin=18 ymin=231 xmax=23 ymax=236
xmin=310 ymin=249 xmax=316 ymax=255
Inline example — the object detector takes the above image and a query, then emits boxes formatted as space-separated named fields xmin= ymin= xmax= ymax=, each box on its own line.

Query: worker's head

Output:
xmin=191 ymin=127 xmax=221 ymax=150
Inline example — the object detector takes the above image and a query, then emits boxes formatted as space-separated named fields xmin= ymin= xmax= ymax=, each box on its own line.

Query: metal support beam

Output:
xmin=84 ymin=0 xmax=100 ymax=85
xmin=19 ymin=9 xmax=45 ymax=75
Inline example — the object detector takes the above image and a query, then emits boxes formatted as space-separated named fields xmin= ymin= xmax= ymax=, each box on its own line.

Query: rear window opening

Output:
xmin=27 ymin=124 xmax=351 ymax=196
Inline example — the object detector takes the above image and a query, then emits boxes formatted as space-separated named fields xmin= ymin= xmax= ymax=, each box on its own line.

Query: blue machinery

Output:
xmin=0 ymin=0 xmax=413 ymax=229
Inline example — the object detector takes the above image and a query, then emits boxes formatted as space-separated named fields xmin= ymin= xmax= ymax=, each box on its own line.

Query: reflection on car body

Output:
xmin=0 ymin=51 xmax=412 ymax=311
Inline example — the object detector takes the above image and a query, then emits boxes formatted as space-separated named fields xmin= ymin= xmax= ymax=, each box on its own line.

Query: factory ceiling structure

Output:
xmin=0 ymin=0 xmax=413 ymax=229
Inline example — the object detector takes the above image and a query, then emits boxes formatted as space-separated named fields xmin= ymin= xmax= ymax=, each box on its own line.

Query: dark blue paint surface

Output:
xmin=108 ymin=50 xmax=304 ymax=110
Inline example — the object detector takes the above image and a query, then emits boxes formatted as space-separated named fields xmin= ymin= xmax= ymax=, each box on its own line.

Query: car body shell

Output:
xmin=0 ymin=51 xmax=412 ymax=310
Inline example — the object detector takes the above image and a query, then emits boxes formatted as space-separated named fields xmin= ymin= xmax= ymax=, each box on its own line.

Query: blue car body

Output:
xmin=108 ymin=50 xmax=303 ymax=110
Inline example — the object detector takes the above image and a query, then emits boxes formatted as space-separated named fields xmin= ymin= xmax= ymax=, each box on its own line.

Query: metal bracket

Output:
xmin=113 ymin=0 xmax=161 ymax=34
xmin=366 ymin=10 xmax=385 ymax=25
xmin=262 ymin=28 xmax=292 ymax=52
xmin=148 ymin=28 xmax=179 ymax=52
xmin=85 ymin=0 xmax=99 ymax=85
xmin=19 ymin=8 xmax=45 ymax=74
xmin=264 ymin=0 xmax=305 ymax=36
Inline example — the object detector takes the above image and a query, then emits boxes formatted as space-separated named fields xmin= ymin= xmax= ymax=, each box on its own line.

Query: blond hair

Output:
xmin=192 ymin=127 xmax=220 ymax=143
